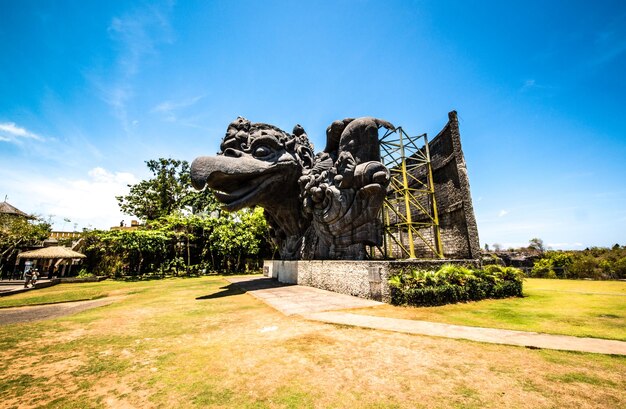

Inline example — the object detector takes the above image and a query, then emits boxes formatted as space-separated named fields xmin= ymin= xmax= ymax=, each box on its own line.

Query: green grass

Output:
xmin=353 ymin=278 xmax=626 ymax=341
xmin=0 ymin=280 xmax=152 ymax=308
xmin=0 ymin=277 xmax=624 ymax=408
xmin=547 ymin=372 xmax=615 ymax=386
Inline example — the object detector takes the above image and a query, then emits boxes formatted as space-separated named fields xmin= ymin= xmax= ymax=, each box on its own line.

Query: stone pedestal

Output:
xmin=264 ymin=259 xmax=479 ymax=303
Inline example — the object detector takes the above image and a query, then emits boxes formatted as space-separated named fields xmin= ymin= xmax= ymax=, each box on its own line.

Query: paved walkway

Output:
xmin=0 ymin=279 xmax=58 ymax=296
xmin=227 ymin=276 xmax=382 ymax=315
xmin=0 ymin=284 xmax=27 ymax=294
xmin=0 ymin=297 xmax=120 ymax=326
xmin=227 ymin=276 xmax=626 ymax=355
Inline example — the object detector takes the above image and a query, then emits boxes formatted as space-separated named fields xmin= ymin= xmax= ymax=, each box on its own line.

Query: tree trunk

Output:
xmin=186 ymin=236 xmax=191 ymax=273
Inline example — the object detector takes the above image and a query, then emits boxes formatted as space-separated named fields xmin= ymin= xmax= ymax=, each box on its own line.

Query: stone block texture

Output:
xmin=385 ymin=111 xmax=480 ymax=259
xmin=266 ymin=259 xmax=480 ymax=303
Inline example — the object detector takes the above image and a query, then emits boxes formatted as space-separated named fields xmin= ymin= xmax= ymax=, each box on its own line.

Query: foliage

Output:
xmin=83 ymin=228 xmax=171 ymax=277
xmin=529 ymin=246 xmax=626 ymax=280
xmin=205 ymin=208 xmax=270 ymax=272
xmin=528 ymin=237 xmax=545 ymax=253
xmin=83 ymin=208 xmax=271 ymax=277
xmin=76 ymin=269 xmax=95 ymax=278
xmin=531 ymin=258 xmax=557 ymax=278
xmin=92 ymin=156 xmax=273 ymax=276
xmin=116 ymin=158 xmax=219 ymax=221
xmin=388 ymin=264 xmax=524 ymax=307
xmin=0 ymin=214 xmax=51 ymax=274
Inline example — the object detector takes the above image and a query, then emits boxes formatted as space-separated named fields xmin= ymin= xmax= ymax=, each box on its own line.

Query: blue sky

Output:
xmin=1 ymin=0 xmax=625 ymax=249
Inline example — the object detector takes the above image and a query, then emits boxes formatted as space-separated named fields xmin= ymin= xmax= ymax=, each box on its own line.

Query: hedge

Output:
xmin=389 ymin=264 xmax=524 ymax=307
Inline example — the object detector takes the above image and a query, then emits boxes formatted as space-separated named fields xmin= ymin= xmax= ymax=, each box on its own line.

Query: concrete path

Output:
xmin=0 ymin=283 xmax=27 ymax=294
xmin=0 ymin=297 xmax=120 ymax=326
xmin=227 ymin=276 xmax=382 ymax=315
xmin=0 ymin=279 xmax=59 ymax=296
xmin=227 ymin=276 xmax=626 ymax=355
xmin=302 ymin=311 xmax=626 ymax=355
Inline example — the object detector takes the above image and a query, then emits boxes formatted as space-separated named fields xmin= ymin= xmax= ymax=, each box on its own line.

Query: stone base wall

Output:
xmin=264 ymin=259 xmax=479 ymax=303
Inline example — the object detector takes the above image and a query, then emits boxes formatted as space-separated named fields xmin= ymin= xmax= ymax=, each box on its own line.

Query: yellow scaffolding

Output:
xmin=376 ymin=127 xmax=444 ymax=259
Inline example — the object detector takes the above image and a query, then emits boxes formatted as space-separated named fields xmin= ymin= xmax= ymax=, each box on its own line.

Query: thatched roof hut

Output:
xmin=17 ymin=247 xmax=86 ymax=260
xmin=0 ymin=200 xmax=31 ymax=218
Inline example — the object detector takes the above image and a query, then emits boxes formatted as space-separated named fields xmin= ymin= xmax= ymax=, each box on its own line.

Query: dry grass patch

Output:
xmin=0 ymin=276 xmax=624 ymax=408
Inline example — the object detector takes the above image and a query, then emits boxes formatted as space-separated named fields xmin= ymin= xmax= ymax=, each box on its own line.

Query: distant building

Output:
xmin=49 ymin=231 xmax=82 ymax=240
xmin=110 ymin=219 xmax=141 ymax=231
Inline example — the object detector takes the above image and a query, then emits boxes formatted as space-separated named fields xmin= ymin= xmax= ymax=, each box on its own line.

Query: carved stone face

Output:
xmin=191 ymin=116 xmax=393 ymax=260
xmin=191 ymin=118 xmax=313 ymax=212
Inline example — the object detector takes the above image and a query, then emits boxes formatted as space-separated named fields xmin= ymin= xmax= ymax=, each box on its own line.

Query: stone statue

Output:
xmin=191 ymin=117 xmax=393 ymax=260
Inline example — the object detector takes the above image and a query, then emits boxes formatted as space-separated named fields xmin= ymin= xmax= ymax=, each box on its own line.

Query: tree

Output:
xmin=528 ymin=237 xmax=545 ymax=253
xmin=83 ymin=228 xmax=172 ymax=276
xmin=492 ymin=243 xmax=502 ymax=252
xmin=117 ymin=158 xmax=219 ymax=221
xmin=0 ymin=214 xmax=51 ymax=275
xmin=83 ymin=205 xmax=273 ymax=277
xmin=87 ymin=157 xmax=273 ymax=276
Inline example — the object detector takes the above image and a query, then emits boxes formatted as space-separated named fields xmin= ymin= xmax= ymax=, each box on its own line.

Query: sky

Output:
xmin=1 ymin=0 xmax=625 ymax=250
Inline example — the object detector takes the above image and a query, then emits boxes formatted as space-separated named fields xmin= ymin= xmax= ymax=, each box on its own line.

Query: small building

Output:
xmin=1 ymin=199 xmax=84 ymax=278
xmin=17 ymin=246 xmax=86 ymax=278
xmin=110 ymin=219 xmax=141 ymax=231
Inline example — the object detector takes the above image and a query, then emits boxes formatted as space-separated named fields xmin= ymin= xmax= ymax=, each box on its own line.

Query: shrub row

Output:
xmin=529 ymin=247 xmax=626 ymax=280
xmin=388 ymin=264 xmax=524 ymax=307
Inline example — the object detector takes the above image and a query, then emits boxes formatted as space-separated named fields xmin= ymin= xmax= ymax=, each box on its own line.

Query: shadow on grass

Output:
xmin=195 ymin=278 xmax=292 ymax=300
xmin=116 ymin=271 xmax=265 ymax=281
xmin=196 ymin=284 xmax=246 ymax=300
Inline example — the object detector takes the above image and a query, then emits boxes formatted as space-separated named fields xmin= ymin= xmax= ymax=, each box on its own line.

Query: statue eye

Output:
xmin=254 ymin=145 xmax=272 ymax=158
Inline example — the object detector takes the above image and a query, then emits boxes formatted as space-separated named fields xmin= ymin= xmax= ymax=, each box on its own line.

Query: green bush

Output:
xmin=529 ymin=246 xmax=626 ymax=280
xmin=531 ymin=258 xmax=554 ymax=278
xmin=76 ymin=269 xmax=95 ymax=278
xmin=615 ymin=257 xmax=626 ymax=279
xmin=388 ymin=264 xmax=524 ymax=307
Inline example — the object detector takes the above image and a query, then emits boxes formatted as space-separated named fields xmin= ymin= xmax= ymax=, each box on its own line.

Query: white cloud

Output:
xmin=499 ymin=242 xmax=527 ymax=249
xmin=498 ymin=209 xmax=509 ymax=217
xmin=591 ymin=15 xmax=626 ymax=66
xmin=547 ymin=242 xmax=584 ymax=249
xmin=0 ymin=167 xmax=138 ymax=231
xmin=0 ymin=122 xmax=44 ymax=143
xmin=520 ymin=79 xmax=555 ymax=93
xmin=152 ymin=95 xmax=205 ymax=122
xmin=87 ymin=167 xmax=136 ymax=185
xmin=92 ymin=4 xmax=174 ymax=132
xmin=153 ymin=95 xmax=204 ymax=113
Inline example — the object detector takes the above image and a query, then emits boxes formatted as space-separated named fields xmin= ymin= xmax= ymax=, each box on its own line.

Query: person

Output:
xmin=23 ymin=268 xmax=33 ymax=288
xmin=31 ymin=269 xmax=38 ymax=286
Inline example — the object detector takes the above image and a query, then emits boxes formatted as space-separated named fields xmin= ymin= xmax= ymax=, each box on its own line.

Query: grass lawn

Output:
xmin=0 ymin=277 xmax=624 ymax=408
xmin=0 ymin=280 xmax=153 ymax=309
xmin=351 ymin=278 xmax=626 ymax=341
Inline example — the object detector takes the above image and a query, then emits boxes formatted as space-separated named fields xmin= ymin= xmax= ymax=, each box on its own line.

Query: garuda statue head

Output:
xmin=191 ymin=116 xmax=393 ymax=260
